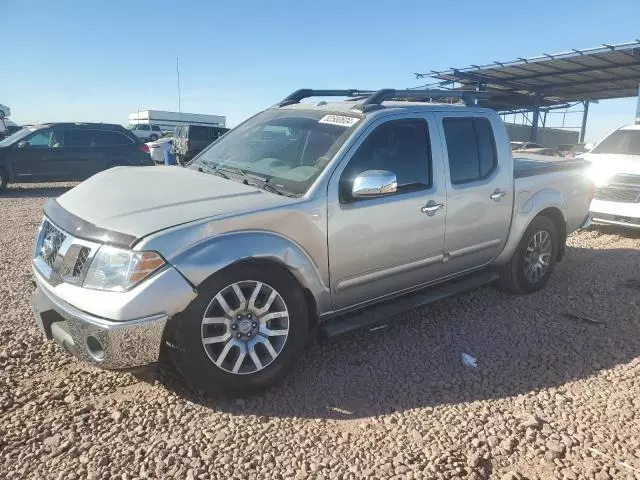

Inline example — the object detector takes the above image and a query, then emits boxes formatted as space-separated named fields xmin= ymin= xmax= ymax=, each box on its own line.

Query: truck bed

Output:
xmin=514 ymin=155 xmax=589 ymax=179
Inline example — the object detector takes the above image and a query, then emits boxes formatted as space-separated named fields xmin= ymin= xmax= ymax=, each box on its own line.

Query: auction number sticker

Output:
xmin=318 ymin=115 xmax=360 ymax=127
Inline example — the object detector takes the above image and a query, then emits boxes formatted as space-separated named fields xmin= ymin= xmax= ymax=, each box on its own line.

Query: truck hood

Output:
xmin=55 ymin=166 xmax=295 ymax=239
xmin=582 ymin=153 xmax=640 ymax=176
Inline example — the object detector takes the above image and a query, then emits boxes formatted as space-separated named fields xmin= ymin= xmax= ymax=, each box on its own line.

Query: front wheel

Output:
xmin=149 ymin=134 xmax=158 ymax=141
xmin=166 ymin=264 xmax=309 ymax=395
xmin=498 ymin=216 xmax=558 ymax=294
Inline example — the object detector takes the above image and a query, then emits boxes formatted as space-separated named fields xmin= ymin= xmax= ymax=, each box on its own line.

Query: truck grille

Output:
xmin=595 ymin=186 xmax=640 ymax=203
xmin=38 ymin=220 xmax=67 ymax=267
xmin=610 ymin=174 xmax=640 ymax=186
xmin=34 ymin=219 xmax=97 ymax=286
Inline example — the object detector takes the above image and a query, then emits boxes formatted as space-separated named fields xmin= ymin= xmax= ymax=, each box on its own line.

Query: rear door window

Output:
xmin=189 ymin=126 xmax=214 ymax=141
xmin=93 ymin=131 xmax=133 ymax=146
xmin=443 ymin=117 xmax=497 ymax=184
xmin=64 ymin=129 xmax=92 ymax=147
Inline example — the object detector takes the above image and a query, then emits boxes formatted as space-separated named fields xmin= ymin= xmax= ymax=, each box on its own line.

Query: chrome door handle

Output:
xmin=490 ymin=190 xmax=507 ymax=201
xmin=421 ymin=202 xmax=444 ymax=214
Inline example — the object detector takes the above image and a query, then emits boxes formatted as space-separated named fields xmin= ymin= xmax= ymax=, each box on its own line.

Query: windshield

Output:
xmin=189 ymin=109 xmax=361 ymax=197
xmin=0 ymin=127 xmax=37 ymax=147
xmin=592 ymin=130 xmax=640 ymax=156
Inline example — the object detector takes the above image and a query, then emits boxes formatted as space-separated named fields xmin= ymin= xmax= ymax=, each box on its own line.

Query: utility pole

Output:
xmin=176 ymin=57 xmax=182 ymax=120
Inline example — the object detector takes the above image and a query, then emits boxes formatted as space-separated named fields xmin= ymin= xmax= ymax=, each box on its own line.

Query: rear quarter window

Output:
xmin=443 ymin=117 xmax=497 ymax=184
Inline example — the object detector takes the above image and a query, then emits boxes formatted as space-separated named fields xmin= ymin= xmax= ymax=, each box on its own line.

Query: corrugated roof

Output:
xmin=417 ymin=41 xmax=640 ymax=111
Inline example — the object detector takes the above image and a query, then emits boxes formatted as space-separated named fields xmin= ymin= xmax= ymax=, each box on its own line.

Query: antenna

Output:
xmin=176 ymin=57 xmax=182 ymax=120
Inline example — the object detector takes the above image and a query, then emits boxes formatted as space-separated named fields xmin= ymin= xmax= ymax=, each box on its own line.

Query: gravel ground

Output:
xmin=1 ymin=183 xmax=639 ymax=480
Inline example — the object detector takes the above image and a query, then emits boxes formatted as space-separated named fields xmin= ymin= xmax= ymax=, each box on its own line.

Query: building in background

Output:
xmin=128 ymin=110 xmax=226 ymax=133
xmin=504 ymin=123 xmax=579 ymax=148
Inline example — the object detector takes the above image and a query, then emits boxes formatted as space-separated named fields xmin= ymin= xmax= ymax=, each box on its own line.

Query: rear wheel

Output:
xmin=498 ymin=216 xmax=558 ymax=294
xmin=166 ymin=264 xmax=309 ymax=395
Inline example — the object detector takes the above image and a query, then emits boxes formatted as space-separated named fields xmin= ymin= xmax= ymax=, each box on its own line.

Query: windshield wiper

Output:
xmin=207 ymin=165 xmax=295 ymax=197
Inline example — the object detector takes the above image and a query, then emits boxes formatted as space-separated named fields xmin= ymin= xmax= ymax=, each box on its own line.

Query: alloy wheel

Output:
xmin=201 ymin=280 xmax=290 ymax=375
xmin=524 ymin=230 xmax=552 ymax=283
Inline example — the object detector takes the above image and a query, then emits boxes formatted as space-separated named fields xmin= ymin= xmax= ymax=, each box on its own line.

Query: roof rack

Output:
xmin=277 ymin=88 xmax=489 ymax=111
xmin=278 ymin=89 xmax=376 ymax=107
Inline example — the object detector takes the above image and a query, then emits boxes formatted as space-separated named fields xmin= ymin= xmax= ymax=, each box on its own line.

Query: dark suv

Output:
xmin=173 ymin=124 xmax=229 ymax=164
xmin=0 ymin=123 xmax=153 ymax=193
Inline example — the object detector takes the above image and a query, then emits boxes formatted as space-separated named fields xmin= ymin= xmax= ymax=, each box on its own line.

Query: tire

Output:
xmin=498 ymin=215 xmax=558 ymax=294
xmin=149 ymin=134 xmax=158 ymax=141
xmin=166 ymin=263 xmax=309 ymax=395
xmin=0 ymin=168 xmax=7 ymax=194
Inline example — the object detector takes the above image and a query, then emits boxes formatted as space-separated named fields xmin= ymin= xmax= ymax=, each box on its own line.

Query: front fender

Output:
xmin=170 ymin=231 xmax=331 ymax=313
xmin=494 ymin=188 xmax=567 ymax=266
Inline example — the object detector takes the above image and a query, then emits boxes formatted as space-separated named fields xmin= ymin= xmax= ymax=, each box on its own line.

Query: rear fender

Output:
xmin=170 ymin=231 xmax=331 ymax=313
xmin=494 ymin=188 xmax=567 ymax=266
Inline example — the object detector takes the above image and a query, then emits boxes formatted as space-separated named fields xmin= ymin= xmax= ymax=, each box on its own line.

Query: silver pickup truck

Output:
xmin=32 ymin=89 xmax=594 ymax=393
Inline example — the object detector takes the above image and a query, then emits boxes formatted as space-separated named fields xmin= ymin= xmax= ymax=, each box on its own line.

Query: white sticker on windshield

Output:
xmin=318 ymin=115 xmax=360 ymax=127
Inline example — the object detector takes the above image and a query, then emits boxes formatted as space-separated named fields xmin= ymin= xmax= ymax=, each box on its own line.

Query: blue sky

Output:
xmin=3 ymin=0 xmax=640 ymax=142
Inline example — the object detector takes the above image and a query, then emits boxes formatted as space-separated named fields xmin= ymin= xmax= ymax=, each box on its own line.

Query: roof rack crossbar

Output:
xmin=352 ymin=89 xmax=490 ymax=112
xmin=278 ymin=88 xmax=490 ymax=111
xmin=278 ymin=89 xmax=375 ymax=107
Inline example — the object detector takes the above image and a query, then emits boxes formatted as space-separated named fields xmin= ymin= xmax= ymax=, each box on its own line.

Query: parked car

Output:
xmin=0 ymin=122 xmax=153 ymax=192
xmin=172 ymin=124 xmax=229 ymax=164
xmin=31 ymin=89 xmax=594 ymax=394
xmin=512 ymin=147 xmax=563 ymax=157
xmin=147 ymin=137 xmax=173 ymax=164
xmin=510 ymin=141 xmax=544 ymax=151
xmin=128 ymin=124 xmax=163 ymax=142
xmin=584 ymin=124 xmax=640 ymax=229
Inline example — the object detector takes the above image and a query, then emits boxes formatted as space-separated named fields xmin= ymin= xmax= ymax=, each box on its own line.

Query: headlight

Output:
xmin=587 ymin=163 xmax=613 ymax=187
xmin=83 ymin=246 xmax=166 ymax=292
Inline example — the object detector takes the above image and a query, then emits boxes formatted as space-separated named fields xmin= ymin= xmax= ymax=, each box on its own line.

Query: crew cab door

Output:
xmin=436 ymin=112 xmax=513 ymax=273
xmin=327 ymin=114 xmax=447 ymax=311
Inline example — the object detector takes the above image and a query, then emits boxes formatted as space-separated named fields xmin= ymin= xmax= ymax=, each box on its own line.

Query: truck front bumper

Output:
xmin=33 ymin=281 xmax=168 ymax=370
xmin=590 ymin=199 xmax=640 ymax=229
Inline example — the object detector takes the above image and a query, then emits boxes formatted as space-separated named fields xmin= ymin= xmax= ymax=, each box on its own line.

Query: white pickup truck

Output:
xmin=584 ymin=123 xmax=640 ymax=229
xmin=32 ymin=89 xmax=594 ymax=394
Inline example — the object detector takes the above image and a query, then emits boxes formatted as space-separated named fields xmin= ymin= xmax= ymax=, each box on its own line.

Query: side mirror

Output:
xmin=16 ymin=141 xmax=29 ymax=149
xmin=352 ymin=170 xmax=397 ymax=198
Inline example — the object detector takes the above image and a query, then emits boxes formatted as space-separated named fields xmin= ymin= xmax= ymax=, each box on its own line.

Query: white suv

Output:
xmin=128 ymin=124 xmax=162 ymax=142
xmin=585 ymin=124 xmax=640 ymax=229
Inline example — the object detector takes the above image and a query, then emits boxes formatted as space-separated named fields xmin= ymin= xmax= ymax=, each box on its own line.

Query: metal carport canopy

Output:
xmin=417 ymin=40 xmax=640 ymax=112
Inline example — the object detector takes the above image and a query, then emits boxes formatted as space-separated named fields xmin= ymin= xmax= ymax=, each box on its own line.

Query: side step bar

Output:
xmin=320 ymin=270 xmax=500 ymax=338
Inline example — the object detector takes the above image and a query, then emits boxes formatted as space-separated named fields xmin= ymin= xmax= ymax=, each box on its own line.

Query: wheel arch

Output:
xmin=169 ymin=231 xmax=329 ymax=329
xmin=495 ymin=189 xmax=568 ymax=266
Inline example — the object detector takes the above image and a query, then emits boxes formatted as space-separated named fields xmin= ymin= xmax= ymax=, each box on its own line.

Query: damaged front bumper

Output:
xmin=32 ymin=280 xmax=168 ymax=370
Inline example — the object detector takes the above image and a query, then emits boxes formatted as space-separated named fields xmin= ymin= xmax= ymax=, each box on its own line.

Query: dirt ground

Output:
xmin=1 ymin=183 xmax=639 ymax=480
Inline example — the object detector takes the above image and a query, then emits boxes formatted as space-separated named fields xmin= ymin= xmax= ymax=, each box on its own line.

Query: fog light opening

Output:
xmin=86 ymin=336 xmax=104 ymax=361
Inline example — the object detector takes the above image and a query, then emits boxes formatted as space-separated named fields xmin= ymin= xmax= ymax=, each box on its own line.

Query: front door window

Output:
xmin=25 ymin=130 xmax=62 ymax=148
